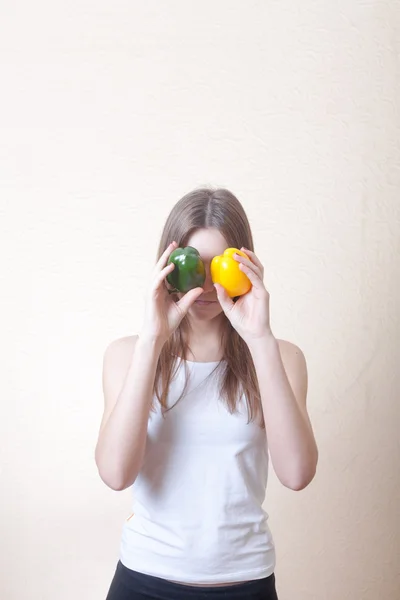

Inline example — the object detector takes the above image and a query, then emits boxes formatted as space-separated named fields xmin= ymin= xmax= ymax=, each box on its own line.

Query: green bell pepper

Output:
xmin=166 ymin=246 xmax=206 ymax=293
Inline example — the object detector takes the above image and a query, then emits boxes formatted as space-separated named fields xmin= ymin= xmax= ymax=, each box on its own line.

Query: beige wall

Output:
xmin=1 ymin=2 xmax=399 ymax=599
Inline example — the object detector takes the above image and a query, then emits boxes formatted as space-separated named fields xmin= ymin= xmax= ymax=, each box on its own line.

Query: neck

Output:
xmin=184 ymin=314 xmax=226 ymax=357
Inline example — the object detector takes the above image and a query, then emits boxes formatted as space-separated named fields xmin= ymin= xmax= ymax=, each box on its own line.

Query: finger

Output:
xmin=238 ymin=262 xmax=265 ymax=291
xmin=155 ymin=241 xmax=177 ymax=272
xmin=176 ymin=287 xmax=204 ymax=313
xmin=214 ymin=283 xmax=235 ymax=313
xmin=240 ymin=247 xmax=264 ymax=273
xmin=153 ymin=262 xmax=175 ymax=291
xmin=234 ymin=252 xmax=262 ymax=279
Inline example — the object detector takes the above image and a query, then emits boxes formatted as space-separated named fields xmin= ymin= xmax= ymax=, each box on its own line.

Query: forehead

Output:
xmin=185 ymin=228 xmax=228 ymax=262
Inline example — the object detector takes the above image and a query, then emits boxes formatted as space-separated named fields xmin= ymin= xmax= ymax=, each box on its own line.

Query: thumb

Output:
xmin=176 ymin=287 xmax=203 ymax=314
xmin=214 ymin=283 xmax=234 ymax=314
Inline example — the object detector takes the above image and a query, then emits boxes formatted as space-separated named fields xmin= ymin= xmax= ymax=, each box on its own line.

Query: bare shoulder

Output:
xmin=104 ymin=334 xmax=138 ymax=362
xmin=98 ymin=335 xmax=139 ymax=434
xmin=277 ymin=339 xmax=306 ymax=362
xmin=102 ymin=334 xmax=139 ymax=393
xmin=276 ymin=338 xmax=308 ymax=405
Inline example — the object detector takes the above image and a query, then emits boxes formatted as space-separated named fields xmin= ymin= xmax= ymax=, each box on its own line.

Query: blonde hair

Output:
xmin=152 ymin=187 xmax=264 ymax=428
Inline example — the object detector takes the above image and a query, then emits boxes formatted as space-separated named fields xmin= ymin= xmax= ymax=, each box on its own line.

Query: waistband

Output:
xmin=115 ymin=560 xmax=277 ymax=599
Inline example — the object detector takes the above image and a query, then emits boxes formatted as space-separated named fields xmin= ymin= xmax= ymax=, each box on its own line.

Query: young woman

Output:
xmin=96 ymin=187 xmax=318 ymax=600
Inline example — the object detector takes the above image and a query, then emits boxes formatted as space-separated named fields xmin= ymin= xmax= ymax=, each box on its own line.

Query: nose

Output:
xmin=202 ymin=265 xmax=215 ymax=294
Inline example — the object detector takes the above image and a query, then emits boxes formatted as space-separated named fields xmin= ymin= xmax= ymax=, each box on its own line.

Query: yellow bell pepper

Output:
xmin=211 ymin=248 xmax=252 ymax=298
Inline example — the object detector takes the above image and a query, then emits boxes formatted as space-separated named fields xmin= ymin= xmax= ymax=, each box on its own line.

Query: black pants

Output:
xmin=106 ymin=560 xmax=279 ymax=600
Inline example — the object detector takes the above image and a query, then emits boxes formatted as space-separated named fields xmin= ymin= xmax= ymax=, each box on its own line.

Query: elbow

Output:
xmin=95 ymin=451 xmax=135 ymax=492
xmin=110 ymin=481 xmax=131 ymax=492
xmin=282 ymin=468 xmax=316 ymax=491
xmin=96 ymin=465 xmax=133 ymax=491
xmin=101 ymin=475 xmax=128 ymax=492
xmin=280 ymin=451 xmax=318 ymax=492
xmin=284 ymin=472 xmax=315 ymax=491
xmin=107 ymin=478 xmax=132 ymax=492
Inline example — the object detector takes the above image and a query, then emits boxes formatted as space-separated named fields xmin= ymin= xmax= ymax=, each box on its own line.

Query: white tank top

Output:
xmin=119 ymin=358 xmax=276 ymax=584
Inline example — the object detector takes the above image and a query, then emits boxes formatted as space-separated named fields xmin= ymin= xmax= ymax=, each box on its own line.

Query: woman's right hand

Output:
xmin=139 ymin=241 xmax=203 ymax=347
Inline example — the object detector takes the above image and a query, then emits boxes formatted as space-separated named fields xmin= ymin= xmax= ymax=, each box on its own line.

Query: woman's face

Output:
xmin=175 ymin=227 xmax=228 ymax=321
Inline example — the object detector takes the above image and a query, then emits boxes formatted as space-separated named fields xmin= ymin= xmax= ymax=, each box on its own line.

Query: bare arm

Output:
xmin=249 ymin=335 xmax=318 ymax=491
xmin=95 ymin=335 xmax=162 ymax=491
xmin=94 ymin=241 xmax=203 ymax=492
xmin=212 ymin=247 xmax=318 ymax=491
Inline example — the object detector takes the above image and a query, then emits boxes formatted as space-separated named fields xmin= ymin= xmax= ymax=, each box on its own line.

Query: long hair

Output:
xmin=152 ymin=187 xmax=264 ymax=428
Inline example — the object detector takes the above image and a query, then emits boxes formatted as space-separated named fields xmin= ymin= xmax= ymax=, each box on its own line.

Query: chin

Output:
xmin=188 ymin=304 xmax=223 ymax=320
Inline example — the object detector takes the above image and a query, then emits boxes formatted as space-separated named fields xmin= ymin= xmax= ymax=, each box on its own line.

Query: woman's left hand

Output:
xmin=214 ymin=248 xmax=273 ymax=344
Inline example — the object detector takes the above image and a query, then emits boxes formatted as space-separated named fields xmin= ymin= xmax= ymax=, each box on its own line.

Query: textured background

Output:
xmin=1 ymin=1 xmax=399 ymax=599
